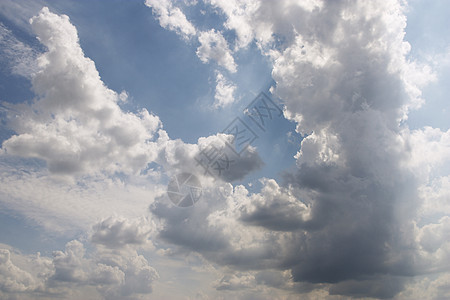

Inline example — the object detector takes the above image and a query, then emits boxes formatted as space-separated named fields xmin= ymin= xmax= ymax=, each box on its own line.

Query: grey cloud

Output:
xmin=150 ymin=196 xmax=229 ymax=253
xmin=91 ymin=216 xmax=153 ymax=249
xmin=149 ymin=1 xmax=441 ymax=299
xmin=329 ymin=276 xmax=406 ymax=299
xmin=0 ymin=249 xmax=38 ymax=293
xmin=1 ymin=2 xmax=447 ymax=299
xmin=214 ymin=273 xmax=256 ymax=291
xmin=216 ymin=145 xmax=264 ymax=183
xmin=0 ymin=239 xmax=158 ymax=299
xmin=50 ymin=240 xmax=88 ymax=283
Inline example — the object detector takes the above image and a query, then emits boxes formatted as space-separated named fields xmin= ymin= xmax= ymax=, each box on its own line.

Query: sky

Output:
xmin=0 ymin=0 xmax=449 ymax=299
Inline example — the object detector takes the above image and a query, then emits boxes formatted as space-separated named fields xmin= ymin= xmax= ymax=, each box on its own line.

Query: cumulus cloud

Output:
xmin=205 ymin=0 xmax=260 ymax=50
xmin=0 ymin=7 xmax=254 ymax=182
xmin=1 ymin=2 xmax=449 ymax=299
xmin=0 ymin=5 xmax=262 ymax=239
xmin=213 ymin=71 xmax=236 ymax=108
xmin=144 ymin=0 xmax=196 ymax=38
xmin=144 ymin=1 xmax=241 ymax=75
xmin=196 ymin=29 xmax=237 ymax=73
xmin=0 ymin=249 xmax=39 ymax=293
xmin=91 ymin=216 xmax=154 ymax=249
xmin=149 ymin=0 xmax=450 ymax=298
xmin=214 ymin=272 xmax=256 ymax=291
xmin=1 ymin=7 xmax=161 ymax=176
xmin=0 ymin=217 xmax=160 ymax=299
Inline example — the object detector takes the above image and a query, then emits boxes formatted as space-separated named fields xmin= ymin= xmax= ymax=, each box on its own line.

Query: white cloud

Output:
xmin=419 ymin=175 xmax=450 ymax=219
xmin=2 ymin=7 xmax=162 ymax=177
xmin=0 ymin=216 xmax=160 ymax=299
xmin=1 ymin=2 xmax=449 ymax=299
xmin=205 ymin=0 xmax=260 ymax=50
xmin=196 ymin=29 xmax=237 ymax=73
xmin=144 ymin=0 xmax=196 ymax=38
xmin=397 ymin=272 xmax=450 ymax=300
xmin=406 ymin=127 xmax=450 ymax=181
xmin=213 ymin=71 xmax=236 ymax=108
xmin=0 ymin=249 xmax=39 ymax=293
xmin=1 ymin=7 xmax=260 ymax=187
xmin=214 ymin=272 xmax=256 ymax=291
xmin=0 ymin=157 xmax=165 ymax=233
xmin=91 ymin=216 xmax=155 ymax=249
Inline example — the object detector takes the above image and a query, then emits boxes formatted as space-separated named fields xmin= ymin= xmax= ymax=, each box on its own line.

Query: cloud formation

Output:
xmin=213 ymin=71 xmax=236 ymax=108
xmin=144 ymin=0 xmax=196 ymax=38
xmin=148 ymin=0 xmax=450 ymax=298
xmin=0 ymin=217 xmax=159 ymax=299
xmin=196 ymin=29 xmax=237 ymax=73
xmin=2 ymin=7 xmax=162 ymax=176
xmin=1 ymin=1 xmax=449 ymax=299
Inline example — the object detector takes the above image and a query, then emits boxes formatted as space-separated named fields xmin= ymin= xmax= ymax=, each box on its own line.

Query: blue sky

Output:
xmin=0 ymin=1 xmax=450 ymax=299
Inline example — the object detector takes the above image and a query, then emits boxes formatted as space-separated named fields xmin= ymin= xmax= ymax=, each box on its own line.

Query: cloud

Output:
xmin=237 ymin=179 xmax=312 ymax=231
xmin=148 ymin=0 xmax=450 ymax=298
xmin=144 ymin=1 xmax=241 ymax=76
xmin=0 ymin=157 xmax=166 ymax=233
xmin=0 ymin=7 xmax=264 ymax=243
xmin=1 ymin=7 xmax=258 ymax=182
xmin=0 ymin=249 xmax=39 ymax=293
xmin=50 ymin=240 xmax=88 ymax=283
xmin=1 ymin=7 xmax=162 ymax=176
xmin=154 ymin=131 xmax=263 ymax=183
xmin=196 ymin=29 xmax=237 ymax=73
xmin=265 ymin=1 xmax=427 ymax=295
xmin=205 ymin=0 xmax=260 ymax=50
xmin=214 ymin=273 xmax=256 ymax=291
xmin=0 ymin=218 xmax=160 ymax=299
xmin=397 ymin=272 xmax=450 ymax=300
xmin=1 ymin=2 xmax=449 ymax=299
xmin=91 ymin=216 xmax=154 ymax=249
xmin=144 ymin=0 xmax=196 ymax=38
xmin=213 ymin=71 xmax=236 ymax=108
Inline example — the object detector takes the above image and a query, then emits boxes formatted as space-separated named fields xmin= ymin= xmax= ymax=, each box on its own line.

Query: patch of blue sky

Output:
xmin=0 ymin=210 xmax=70 ymax=255
xmin=404 ymin=0 xmax=450 ymax=130
xmin=0 ymin=16 xmax=42 ymax=106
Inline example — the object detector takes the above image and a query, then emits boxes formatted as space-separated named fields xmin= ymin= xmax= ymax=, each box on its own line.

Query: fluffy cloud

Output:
xmin=213 ymin=71 xmax=236 ymax=108
xmin=214 ymin=272 xmax=256 ymax=291
xmin=266 ymin=1 xmax=435 ymax=291
xmin=0 ymin=5 xmax=262 ymax=244
xmin=144 ymin=0 xmax=196 ymax=38
xmin=0 ymin=7 xmax=263 ymax=181
xmin=148 ymin=0 xmax=450 ymax=298
xmin=0 ymin=249 xmax=39 ymax=293
xmin=91 ymin=216 xmax=154 ymax=249
xmin=2 ymin=7 xmax=161 ymax=176
xmin=205 ymin=0 xmax=260 ymax=50
xmin=196 ymin=29 xmax=237 ymax=73
xmin=154 ymin=130 xmax=263 ymax=183
xmin=0 ymin=216 xmax=160 ymax=299
xmin=1 ymin=1 xmax=449 ymax=299
xmin=145 ymin=1 xmax=239 ymax=74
